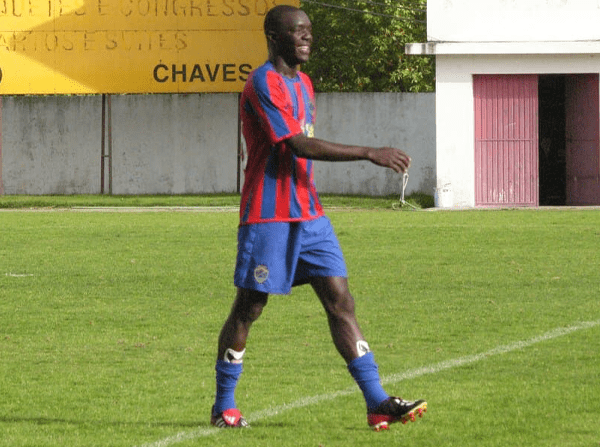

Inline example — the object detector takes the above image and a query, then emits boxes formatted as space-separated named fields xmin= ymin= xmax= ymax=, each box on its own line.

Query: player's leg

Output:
xmin=212 ymin=288 xmax=268 ymax=428
xmin=310 ymin=275 xmax=365 ymax=363
xmin=212 ymin=220 xmax=298 ymax=427
xmin=311 ymin=276 xmax=426 ymax=430
xmin=217 ymin=287 xmax=268 ymax=361
xmin=311 ymin=276 xmax=389 ymax=405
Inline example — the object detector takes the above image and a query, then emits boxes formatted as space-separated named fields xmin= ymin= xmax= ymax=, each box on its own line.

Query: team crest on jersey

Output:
xmin=254 ymin=265 xmax=269 ymax=284
xmin=302 ymin=123 xmax=315 ymax=138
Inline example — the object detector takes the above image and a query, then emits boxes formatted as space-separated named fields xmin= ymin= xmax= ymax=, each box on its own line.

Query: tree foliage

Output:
xmin=300 ymin=0 xmax=434 ymax=92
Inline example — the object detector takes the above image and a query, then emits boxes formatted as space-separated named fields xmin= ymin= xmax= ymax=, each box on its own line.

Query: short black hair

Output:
xmin=264 ymin=5 xmax=301 ymax=36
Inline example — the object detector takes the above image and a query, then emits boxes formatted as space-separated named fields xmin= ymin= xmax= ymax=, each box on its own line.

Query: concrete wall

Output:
xmin=313 ymin=93 xmax=436 ymax=196
xmin=0 ymin=92 xmax=435 ymax=196
xmin=2 ymin=96 xmax=102 ymax=194
xmin=110 ymin=94 xmax=240 ymax=195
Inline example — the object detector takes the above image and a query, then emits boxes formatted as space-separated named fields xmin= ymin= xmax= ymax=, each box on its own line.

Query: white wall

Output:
xmin=435 ymin=53 xmax=600 ymax=207
xmin=421 ymin=0 xmax=600 ymax=207
xmin=428 ymin=0 xmax=600 ymax=42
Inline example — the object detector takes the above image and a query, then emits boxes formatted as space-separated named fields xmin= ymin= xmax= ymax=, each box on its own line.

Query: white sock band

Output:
xmin=224 ymin=348 xmax=246 ymax=364
xmin=356 ymin=340 xmax=371 ymax=357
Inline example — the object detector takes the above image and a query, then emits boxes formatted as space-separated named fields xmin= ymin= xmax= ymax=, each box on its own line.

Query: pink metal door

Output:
xmin=565 ymin=74 xmax=600 ymax=205
xmin=474 ymin=75 xmax=539 ymax=206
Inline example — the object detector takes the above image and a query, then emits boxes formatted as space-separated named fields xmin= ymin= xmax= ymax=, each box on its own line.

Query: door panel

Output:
xmin=565 ymin=74 xmax=600 ymax=205
xmin=474 ymin=75 xmax=539 ymax=206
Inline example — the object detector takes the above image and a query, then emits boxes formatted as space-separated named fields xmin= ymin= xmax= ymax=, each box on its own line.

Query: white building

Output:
xmin=407 ymin=0 xmax=600 ymax=207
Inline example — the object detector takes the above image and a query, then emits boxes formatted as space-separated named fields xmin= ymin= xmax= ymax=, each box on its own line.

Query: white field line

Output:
xmin=136 ymin=319 xmax=600 ymax=447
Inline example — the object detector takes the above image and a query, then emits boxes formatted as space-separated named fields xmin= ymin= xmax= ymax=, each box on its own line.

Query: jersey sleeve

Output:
xmin=250 ymin=70 xmax=304 ymax=145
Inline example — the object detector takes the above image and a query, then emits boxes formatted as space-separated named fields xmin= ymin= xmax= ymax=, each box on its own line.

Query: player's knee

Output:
xmin=242 ymin=302 xmax=266 ymax=323
xmin=235 ymin=289 xmax=268 ymax=323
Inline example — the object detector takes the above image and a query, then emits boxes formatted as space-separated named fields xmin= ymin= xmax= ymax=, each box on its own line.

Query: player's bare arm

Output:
xmin=286 ymin=133 xmax=411 ymax=173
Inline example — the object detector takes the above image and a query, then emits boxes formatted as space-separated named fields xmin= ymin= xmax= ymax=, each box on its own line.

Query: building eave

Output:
xmin=405 ymin=41 xmax=600 ymax=56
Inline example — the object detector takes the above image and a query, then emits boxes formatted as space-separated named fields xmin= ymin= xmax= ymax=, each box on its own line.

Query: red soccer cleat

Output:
xmin=367 ymin=397 xmax=427 ymax=431
xmin=211 ymin=407 xmax=250 ymax=428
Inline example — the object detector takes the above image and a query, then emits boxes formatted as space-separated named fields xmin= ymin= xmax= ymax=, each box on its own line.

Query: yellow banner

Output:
xmin=0 ymin=0 xmax=298 ymax=94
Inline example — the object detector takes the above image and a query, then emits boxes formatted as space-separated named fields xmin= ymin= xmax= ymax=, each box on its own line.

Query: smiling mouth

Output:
xmin=297 ymin=46 xmax=311 ymax=55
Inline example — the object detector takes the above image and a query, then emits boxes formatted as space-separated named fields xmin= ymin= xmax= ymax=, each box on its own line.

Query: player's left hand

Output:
xmin=367 ymin=147 xmax=411 ymax=173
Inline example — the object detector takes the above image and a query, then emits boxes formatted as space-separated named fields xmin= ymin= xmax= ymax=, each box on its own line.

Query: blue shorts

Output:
xmin=234 ymin=216 xmax=348 ymax=295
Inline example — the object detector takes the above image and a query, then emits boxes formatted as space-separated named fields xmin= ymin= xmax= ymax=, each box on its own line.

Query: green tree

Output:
xmin=300 ymin=0 xmax=434 ymax=92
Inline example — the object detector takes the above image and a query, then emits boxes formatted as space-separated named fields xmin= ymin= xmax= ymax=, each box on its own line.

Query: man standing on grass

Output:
xmin=211 ymin=4 xmax=427 ymax=431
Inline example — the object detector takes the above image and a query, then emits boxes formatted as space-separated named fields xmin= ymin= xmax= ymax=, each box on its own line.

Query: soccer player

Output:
xmin=211 ymin=4 xmax=427 ymax=431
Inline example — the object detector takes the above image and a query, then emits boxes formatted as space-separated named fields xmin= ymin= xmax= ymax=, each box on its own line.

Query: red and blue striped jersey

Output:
xmin=239 ymin=61 xmax=324 ymax=225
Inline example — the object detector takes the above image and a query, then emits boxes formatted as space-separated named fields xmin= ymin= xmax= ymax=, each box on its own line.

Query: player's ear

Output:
xmin=266 ymin=31 xmax=278 ymax=44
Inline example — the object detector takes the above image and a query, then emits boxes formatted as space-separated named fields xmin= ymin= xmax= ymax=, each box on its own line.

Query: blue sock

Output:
xmin=347 ymin=352 xmax=389 ymax=411
xmin=213 ymin=360 xmax=243 ymax=415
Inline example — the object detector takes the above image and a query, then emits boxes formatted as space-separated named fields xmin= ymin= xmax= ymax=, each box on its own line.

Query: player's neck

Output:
xmin=269 ymin=56 xmax=300 ymax=79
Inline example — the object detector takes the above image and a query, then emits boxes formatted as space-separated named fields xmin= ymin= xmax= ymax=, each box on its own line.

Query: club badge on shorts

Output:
xmin=253 ymin=265 xmax=269 ymax=284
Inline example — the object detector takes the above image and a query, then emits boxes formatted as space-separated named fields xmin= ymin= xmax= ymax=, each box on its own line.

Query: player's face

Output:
xmin=277 ymin=10 xmax=312 ymax=65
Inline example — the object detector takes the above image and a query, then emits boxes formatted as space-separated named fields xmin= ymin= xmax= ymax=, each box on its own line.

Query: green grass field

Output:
xmin=1 ymin=197 xmax=599 ymax=446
